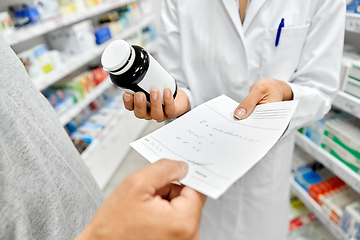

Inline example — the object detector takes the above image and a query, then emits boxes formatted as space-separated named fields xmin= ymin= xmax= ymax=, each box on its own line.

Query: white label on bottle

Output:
xmin=138 ymin=55 xmax=177 ymax=104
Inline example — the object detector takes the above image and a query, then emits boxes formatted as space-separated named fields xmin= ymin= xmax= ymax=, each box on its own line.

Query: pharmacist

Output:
xmin=0 ymin=36 xmax=205 ymax=239
xmin=122 ymin=0 xmax=346 ymax=239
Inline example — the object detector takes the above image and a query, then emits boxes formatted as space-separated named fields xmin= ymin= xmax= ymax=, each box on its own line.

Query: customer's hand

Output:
xmin=123 ymin=88 xmax=191 ymax=122
xmin=234 ymin=78 xmax=293 ymax=120
xmin=76 ymin=159 xmax=206 ymax=240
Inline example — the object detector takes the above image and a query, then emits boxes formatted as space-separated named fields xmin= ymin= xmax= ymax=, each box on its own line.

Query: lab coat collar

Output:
xmin=242 ymin=0 xmax=269 ymax=33
xmin=221 ymin=0 xmax=246 ymax=47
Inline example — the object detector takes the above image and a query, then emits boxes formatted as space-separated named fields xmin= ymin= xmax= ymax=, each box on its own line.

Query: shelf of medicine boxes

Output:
xmin=33 ymin=14 xmax=155 ymax=91
xmin=290 ymin=178 xmax=349 ymax=240
xmin=59 ymin=77 xmax=113 ymax=126
xmin=295 ymin=132 xmax=360 ymax=195
xmin=79 ymin=104 xmax=124 ymax=160
xmin=346 ymin=13 xmax=360 ymax=33
xmin=81 ymin=110 xmax=150 ymax=189
xmin=3 ymin=0 xmax=137 ymax=46
xmin=58 ymin=39 xmax=158 ymax=126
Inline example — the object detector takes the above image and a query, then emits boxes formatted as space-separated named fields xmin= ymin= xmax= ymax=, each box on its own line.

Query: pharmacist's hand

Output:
xmin=76 ymin=159 xmax=206 ymax=240
xmin=234 ymin=78 xmax=293 ymax=120
xmin=123 ymin=88 xmax=191 ymax=122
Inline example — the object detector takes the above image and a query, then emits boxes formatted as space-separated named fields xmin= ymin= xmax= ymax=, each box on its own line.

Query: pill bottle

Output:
xmin=101 ymin=39 xmax=177 ymax=104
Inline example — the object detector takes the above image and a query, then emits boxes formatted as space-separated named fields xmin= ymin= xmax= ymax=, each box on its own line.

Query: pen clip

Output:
xmin=275 ymin=18 xmax=285 ymax=47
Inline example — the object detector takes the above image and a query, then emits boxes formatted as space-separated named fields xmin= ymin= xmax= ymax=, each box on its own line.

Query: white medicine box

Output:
xmin=33 ymin=0 xmax=61 ymax=21
xmin=48 ymin=20 xmax=96 ymax=57
xmin=17 ymin=44 xmax=54 ymax=78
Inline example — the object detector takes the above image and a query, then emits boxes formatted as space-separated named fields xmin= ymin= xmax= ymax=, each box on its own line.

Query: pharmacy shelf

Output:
xmin=295 ymin=132 xmax=360 ymax=194
xmin=58 ymin=77 xmax=113 ymax=126
xmin=80 ymin=109 xmax=124 ymax=160
xmin=333 ymin=91 xmax=360 ymax=119
xmin=82 ymin=110 xmax=149 ymax=189
xmin=33 ymin=15 xmax=154 ymax=91
xmin=346 ymin=13 xmax=360 ymax=33
xmin=3 ymin=0 xmax=136 ymax=46
xmin=290 ymin=179 xmax=348 ymax=240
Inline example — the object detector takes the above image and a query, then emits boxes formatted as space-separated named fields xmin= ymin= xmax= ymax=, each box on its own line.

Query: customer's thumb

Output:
xmin=132 ymin=159 xmax=188 ymax=192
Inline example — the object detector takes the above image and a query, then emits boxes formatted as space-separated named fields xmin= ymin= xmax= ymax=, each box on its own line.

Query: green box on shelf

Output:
xmin=324 ymin=118 xmax=360 ymax=159
xmin=321 ymin=135 xmax=360 ymax=174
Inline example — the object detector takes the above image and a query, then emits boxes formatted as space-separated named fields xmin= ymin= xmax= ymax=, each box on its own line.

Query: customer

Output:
xmin=0 ymin=35 xmax=205 ymax=240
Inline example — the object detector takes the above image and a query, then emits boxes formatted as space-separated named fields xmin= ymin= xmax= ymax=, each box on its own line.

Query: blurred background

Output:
xmin=1 ymin=1 xmax=360 ymax=239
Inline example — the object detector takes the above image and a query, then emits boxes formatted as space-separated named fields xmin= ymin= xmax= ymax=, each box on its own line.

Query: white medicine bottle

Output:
xmin=101 ymin=39 xmax=177 ymax=104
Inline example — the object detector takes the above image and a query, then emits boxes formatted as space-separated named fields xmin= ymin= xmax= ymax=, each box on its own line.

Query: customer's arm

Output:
xmin=76 ymin=159 xmax=206 ymax=240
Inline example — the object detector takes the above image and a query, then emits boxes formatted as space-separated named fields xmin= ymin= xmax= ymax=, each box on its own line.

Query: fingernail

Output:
xmin=151 ymin=89 xmax=157 ymax=101
xmin=179 ymin=161 xmax=188 ymax=171
xmin=123 ymin=94 xmax=131 ymax=102
xmin=235 ymin=108 xmax=246 ymax=120
xmin=135 ymin=93 xmax=143 ymax=103
xmin=164 ymin=88 xmax=170 ymax=98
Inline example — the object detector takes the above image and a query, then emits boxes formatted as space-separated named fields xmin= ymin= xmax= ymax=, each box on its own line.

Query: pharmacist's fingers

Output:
xmin=234 ymin=89 xmax=262 ymax=120
xmin=123 ymin=93 xmax=134 ymax=111
xmin=150 ymin=89 xmax=164 ymax=122
xmin=163 ymin=88 xmax=176 ymax=119
xmin=133 ymin=92 xmax=148 ymax=119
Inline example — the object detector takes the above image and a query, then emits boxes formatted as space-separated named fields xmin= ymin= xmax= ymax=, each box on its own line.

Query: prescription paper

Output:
xmin=131 ymin=95 xmax=298 ymax=199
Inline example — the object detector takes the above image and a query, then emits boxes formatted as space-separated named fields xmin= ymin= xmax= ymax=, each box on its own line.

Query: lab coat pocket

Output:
xmin=261 ymin=24 xmax=310 ymax=81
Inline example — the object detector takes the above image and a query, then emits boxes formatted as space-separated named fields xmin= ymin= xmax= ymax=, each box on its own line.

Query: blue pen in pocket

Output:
xmin=275 ymin=18 xmax=285 ymax=47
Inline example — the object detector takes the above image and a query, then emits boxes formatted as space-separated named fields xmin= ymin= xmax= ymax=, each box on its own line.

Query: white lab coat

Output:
xmin=157 ymin=0 xmax=345 ymax=239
